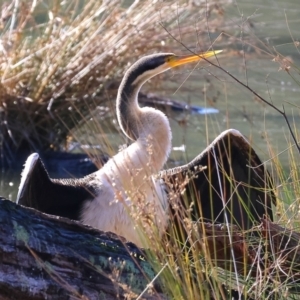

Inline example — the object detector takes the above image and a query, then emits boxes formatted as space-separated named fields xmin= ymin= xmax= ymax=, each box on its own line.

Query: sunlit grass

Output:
xmin=133 ymin=25 xmax=300 ymax=299
xmin=3 ymin=0 xmax=300 ymax=299
xmin=0 ymin=0 xmax=227 ymax=154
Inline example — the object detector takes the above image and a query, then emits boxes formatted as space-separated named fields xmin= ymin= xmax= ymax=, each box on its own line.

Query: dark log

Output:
xmin=261 ymin=219 xmax=300 ymax=288
xmin=0 ymin=197 xmax=166 ymax=300
xmin=2 ymin=196 xmax=300 ymax=299
xmin=190 ymin=219 xmax=300 ymax=292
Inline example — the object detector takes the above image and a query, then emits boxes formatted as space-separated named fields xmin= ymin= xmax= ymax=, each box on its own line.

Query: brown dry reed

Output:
xmin=0 ymin=0 xmax=226 ymax=155
xmin=4 ymin=0 xmax=284 ymax=299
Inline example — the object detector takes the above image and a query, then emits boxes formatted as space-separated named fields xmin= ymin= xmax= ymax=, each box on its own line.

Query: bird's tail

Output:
xmin=17 ymin=153 xmax=51 ymax=209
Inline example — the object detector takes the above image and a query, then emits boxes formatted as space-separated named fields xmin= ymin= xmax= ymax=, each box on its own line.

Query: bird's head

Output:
xmin=117 ymin=50 xmax=222 ymax=141
xmin=126 ymin=50 xmax=222 ymax=87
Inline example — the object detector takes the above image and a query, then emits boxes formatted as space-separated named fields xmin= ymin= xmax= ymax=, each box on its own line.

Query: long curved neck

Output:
xmin=116 ymin=65 xmax=172 ymax=172
xmin=116 ymin=73 xmax=142 ymax=140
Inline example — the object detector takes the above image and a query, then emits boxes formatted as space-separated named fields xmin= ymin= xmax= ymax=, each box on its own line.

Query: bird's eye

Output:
xmin=165 ymin=56 xmax=174 ymax=64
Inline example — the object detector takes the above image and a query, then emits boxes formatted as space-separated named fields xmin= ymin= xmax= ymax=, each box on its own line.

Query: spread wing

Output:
xmin=17 ymin=153 xmax=96 ymax=220
xmin=161 ymin=129 xmax=275 ymax=231
xmin=18 ymin=129 xmax=275 ymax=231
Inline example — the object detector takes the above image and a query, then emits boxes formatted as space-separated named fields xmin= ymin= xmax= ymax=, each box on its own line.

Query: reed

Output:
xmin=0 ymin=0 xmax=226 ymax=162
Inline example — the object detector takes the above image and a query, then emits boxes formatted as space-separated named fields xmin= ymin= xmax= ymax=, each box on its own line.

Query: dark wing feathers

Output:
xmin=17 ymin=130 xmax=275 ymax=231
xmin=17 ymin=154 xmax=96 ymax=220
xmin=161 ymin=129 xmax=275 ymax=231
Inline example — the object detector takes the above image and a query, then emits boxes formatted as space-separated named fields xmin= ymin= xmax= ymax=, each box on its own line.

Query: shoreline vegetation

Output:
xmin=1 ymin=0 xmax=300 ymax=299
xmin=0 ymin=0 xmax=225 ymax=170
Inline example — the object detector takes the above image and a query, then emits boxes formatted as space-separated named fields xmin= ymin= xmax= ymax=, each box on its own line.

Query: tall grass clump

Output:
xmin=0 ymin=0 xmax=227 ymax=166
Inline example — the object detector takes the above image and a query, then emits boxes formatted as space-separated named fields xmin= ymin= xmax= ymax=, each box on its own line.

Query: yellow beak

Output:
xmin=167 ymin=50 xmax=222 ymax=68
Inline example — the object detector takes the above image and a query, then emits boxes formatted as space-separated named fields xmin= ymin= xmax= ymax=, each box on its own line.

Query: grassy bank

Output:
xmin=2 ymin=0 xmax=300 ymax=299
xmin=0 ymin=0 xmax=226 ymax=160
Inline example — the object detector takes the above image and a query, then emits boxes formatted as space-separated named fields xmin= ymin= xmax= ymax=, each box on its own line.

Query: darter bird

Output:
xmin=17 ymin=52 xmax=275 ymax=247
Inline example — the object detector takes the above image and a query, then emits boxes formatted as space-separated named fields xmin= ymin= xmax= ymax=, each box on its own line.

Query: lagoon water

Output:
xmin=1 ymin=0 xmax=300 ymax=201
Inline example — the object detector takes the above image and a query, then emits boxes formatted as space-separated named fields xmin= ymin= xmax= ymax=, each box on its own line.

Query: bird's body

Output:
xmin=17 ymin=128 xmax=275 ymax=248
xmin=18 ymin=51 xmax=220 ymax=246
xmin=79 ymin=140 xmax=169 ymax=245
xmin=79 ymin=53 xmax=214 ymax=245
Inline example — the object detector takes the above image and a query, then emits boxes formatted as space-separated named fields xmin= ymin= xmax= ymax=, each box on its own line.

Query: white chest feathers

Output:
xmin=80 ymin=142 xmax=169 ymax=247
